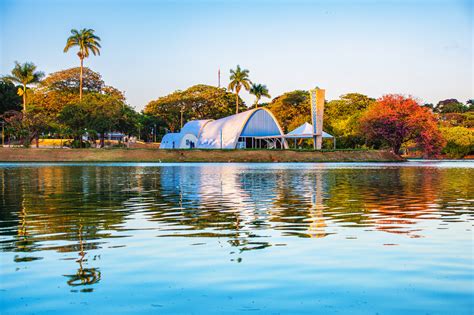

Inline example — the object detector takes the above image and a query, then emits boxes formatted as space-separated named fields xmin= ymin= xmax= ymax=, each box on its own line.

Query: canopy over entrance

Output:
xmin=286 ymin=122 xmax=333 ymax=138
xmin=284 ymin=122 xmax=335 ymax=149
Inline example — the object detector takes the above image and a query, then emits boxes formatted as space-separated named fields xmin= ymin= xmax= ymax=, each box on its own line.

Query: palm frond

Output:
xmin=63 ymin=28 xmax=101 ymax=59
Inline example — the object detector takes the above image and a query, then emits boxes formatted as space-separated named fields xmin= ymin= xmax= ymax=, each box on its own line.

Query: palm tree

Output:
xmin=249 ymin=83 xmax=271 ymax=108
xmin=63 ymin=28 xmax=101 ymax=100
xmin=4 ymin=62 xmax=44 ymax=112
xmin=228 ymin=65 xmax=251 ymax=114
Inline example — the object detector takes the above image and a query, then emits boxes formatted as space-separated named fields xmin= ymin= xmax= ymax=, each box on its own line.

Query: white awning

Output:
xmin=286 ymin=122 xmax=334 ymax=138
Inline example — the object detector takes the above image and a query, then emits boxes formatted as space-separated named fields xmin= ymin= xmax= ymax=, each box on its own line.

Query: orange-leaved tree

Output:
xmin=360 ymin=94 xmax=445 ymax=157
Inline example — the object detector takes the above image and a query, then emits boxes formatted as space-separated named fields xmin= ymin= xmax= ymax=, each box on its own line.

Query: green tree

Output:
xmin=144 ymin=84 xmax=242 ymax=132
xmin=249 ymin=83 xmax=271 ymax=108
xmin=83 ymin=93 xmax=123 ymax=147
xmin=30 ymin=67 xmax=122 ymax=117
xmin=467 ymin=99 xmax=474 ymax=111
xmin=435 ymin=99 xmax=468 ymax=113
xmin=228 ymin=65 xmax=251 ymax=114
xmin=23 ymin=107 xmax=55 ymax=147
xmin=0 ymin=107 xmax=53 ymax=147
xmin=267 ymin=90 xmax=310 ymax=132
xmin=0 ymin=79 xmax=22 ymax=114
xmin=117 ymin=105 xmax=139 ymax=136
xmin=324 ymin=93 xmax=375 ymax=148
xmin=137 ymin=113 xmax=165 ymax=142
xmin=63 ymin=28 xmax=101 ymax=101
xmin=58 ymin=91 xmax=136 ymax=148
xmin=3 ymin=62 xmax=44 ymax=112
xmin=58 ymin=103 xmax=90 ymax=147
xmin=440 ymin=126 xmax=474 ymax=158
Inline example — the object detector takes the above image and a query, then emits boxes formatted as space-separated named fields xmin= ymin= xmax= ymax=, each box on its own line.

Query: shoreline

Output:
xmin=0 ymin=148 xmax=405 ymax=163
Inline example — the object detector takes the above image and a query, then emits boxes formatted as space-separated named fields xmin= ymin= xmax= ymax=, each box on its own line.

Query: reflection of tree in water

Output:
xmin=0 ymin=166 xmax=145 ymax=287
xmin=63 ymin=224 xmax=101 ymax=292
xmin=1 ymin=166 xmax=136 ymax=253
xmin=1 ymin=164 xmax=472 ymax=262
xmin=154 ymin=165 xmax=473 ymax=241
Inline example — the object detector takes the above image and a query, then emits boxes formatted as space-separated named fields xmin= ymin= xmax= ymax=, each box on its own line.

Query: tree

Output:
xmin=144 ymin=84 xmax=242 ymax=132
xmin=249 ymin=83 xmax=270 ymax=108
xmin=58 ymin=90 xmax=136 ymax=148
xmin=63 ymin=28 xmax=101 ymax=101
xmin=440 ymin=126 xmax=474 ymax=158
xmin=0 ymin=107 xmax=52 ymax=147
xmin=137 ymin=113 xmax=165 ymax=142
xmin=41 ymin=67 xmax=104 ymax=94
xmin=267 ymin=90 xmax=310 ymax=132
xmin=1 ymin=110 xmax=27 ymax=145
xmin=58 ymin=103 xmax=90 ymax=147
xmin=422 ymin=103 xmax=434 ymax=110
xmin=117 ymin=105 xmax=139 ymax=136
xmin=360 ymin=94 xmax=445 ymax=157
xmin=23 ymin=107 xmax=54 ymax=147
xmin=324 ymin=93 xmax=375 ymax=148
xmin=228 ymin=65 xmax=251 ymax=114
xmin=83 ymin=94 xmax=123 ymax=147
xmin=0 ymin=79 xmax=22 ymax=114
xmin=29 ymin=67 xmax=121 ymax=116
xmin=3 ymin=61 xmax=44 ymax=112
xmin=435 ymin=99 xmax=468 ymax=113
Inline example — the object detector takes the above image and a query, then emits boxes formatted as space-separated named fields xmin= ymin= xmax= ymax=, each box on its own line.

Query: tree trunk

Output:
xmin=79 ymin=58 xmax=84 ymax=101
xmin=236 ymin=93 xmax=239 ymax=114
xmin=35 ymin=134 xmax=39 ymax=148
xmin=393 ymin=142 xmax=402 ymax=156
xmin=22 ymin=84 xmax=26 ymax=112
xmin=100 ymin=133 xmax=105 ymax=148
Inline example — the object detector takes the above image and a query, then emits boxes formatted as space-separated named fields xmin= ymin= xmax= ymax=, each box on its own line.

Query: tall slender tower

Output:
xmin=309 ymin=87 xmax=325 ymax=150
xmin=218 ymin=68 xmax=221 ymax=88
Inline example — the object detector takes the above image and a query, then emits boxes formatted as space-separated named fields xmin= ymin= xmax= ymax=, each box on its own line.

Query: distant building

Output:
xmin=82 ymin=132 xmax=125 ymax=142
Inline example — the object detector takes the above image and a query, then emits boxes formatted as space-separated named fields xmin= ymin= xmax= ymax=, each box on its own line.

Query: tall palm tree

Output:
xmin=249 ymin=83 xmax=271 ymax=108
xmin=228 ymin=65 xmax=251 ymax=114
xmin=5 ymin=62 xmax=44 ymax=112
xmin=63 ymin=28 xmax=101 ymax=100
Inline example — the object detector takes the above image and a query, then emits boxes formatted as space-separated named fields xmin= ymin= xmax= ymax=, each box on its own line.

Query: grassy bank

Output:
xmin=0 ymin=148 xmax=404 ymax=163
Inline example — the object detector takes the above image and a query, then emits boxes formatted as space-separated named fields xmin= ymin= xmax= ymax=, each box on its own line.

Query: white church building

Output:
xmin=160 ymin=108 xmax=289 ymax=149
xmin=160 ymin=88 xmax=334 ymax=150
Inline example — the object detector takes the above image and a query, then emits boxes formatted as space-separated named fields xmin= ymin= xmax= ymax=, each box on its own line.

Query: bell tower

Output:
xmin=309 ymin=87 xmax=325 ymax=150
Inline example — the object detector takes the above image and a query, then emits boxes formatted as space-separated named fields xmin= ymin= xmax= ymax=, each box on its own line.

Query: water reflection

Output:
xmin=63 ymin=225 xmax=101 ymax=292
xmin=0 ymin=163 xmax=473 ymax=292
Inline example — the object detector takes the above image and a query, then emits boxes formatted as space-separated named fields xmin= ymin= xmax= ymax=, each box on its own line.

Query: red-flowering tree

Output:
xmin=360 ymin=94 xmax=445 ymax=157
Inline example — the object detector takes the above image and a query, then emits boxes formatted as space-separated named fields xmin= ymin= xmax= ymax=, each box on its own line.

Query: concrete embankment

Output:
xmin=0 ymin=148 xmax=404 ymax=162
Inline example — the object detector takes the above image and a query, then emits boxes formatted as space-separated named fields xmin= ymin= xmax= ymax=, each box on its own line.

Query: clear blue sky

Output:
xmin=1 ymin=0 xmax=472 ymax=111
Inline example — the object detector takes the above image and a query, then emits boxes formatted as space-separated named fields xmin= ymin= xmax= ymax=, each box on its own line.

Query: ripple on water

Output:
xmin=0 ymin=162 xmax=473 ymax=314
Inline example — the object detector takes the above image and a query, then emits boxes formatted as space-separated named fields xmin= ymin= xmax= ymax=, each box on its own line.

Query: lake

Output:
xmin=0 ymin=162 xmax=472 ymax=314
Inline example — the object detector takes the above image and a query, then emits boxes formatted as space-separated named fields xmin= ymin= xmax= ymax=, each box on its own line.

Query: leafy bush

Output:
xmin=65 ymin=139 xmax=91 ymax=148
xmin=441 ymin=127 xmax=474 ymax=158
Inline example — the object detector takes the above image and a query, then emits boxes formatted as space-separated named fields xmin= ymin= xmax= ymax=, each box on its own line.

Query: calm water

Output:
xmin=0 ymin=162 xmax=473 ymax=314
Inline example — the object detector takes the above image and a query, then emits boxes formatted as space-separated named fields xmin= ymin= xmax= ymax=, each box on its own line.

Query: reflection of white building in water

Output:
xmin=159 ymin=164 xmax=330 ymax=237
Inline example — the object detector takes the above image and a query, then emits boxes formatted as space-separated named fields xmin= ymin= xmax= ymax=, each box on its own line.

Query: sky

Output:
xmin=0 ymin=0 xmax=472 ymax=111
